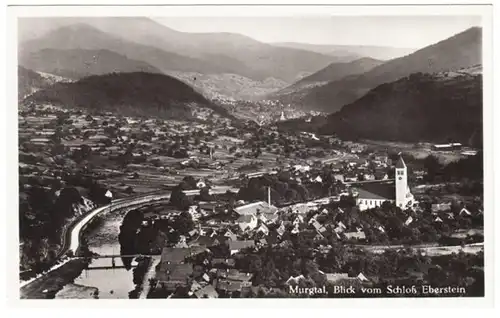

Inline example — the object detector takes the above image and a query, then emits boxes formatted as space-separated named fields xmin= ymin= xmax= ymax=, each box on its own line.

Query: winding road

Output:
xmin=20 ymin=186 xmax=237 ymax=290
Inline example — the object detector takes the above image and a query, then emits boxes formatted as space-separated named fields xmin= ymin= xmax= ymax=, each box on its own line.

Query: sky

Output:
xmin=155 ymin=16 xmax=482 ymax=48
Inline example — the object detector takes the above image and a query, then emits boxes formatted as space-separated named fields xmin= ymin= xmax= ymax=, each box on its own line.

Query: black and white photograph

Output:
xmin=7 ymin=3 xmax=494 ymax=303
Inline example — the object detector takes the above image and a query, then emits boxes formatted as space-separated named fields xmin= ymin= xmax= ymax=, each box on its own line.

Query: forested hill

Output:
xmin=18 ymin=66 xmax=50 ymax=100
xmin=25 ymin=72 xmax=230 ymax=119
xmin=319 ymin=70 xmax=483 ymax=147
xmin=297 ymin=27 xmax=482 ymax=112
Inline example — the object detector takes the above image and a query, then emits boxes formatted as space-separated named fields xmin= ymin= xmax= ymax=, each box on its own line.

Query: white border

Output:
xmin=2 ymin=0 xmax=497 ymax=315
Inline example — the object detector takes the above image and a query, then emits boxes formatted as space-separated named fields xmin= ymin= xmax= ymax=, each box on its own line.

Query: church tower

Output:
xmin=395 ymin=155 xmax=409 ymax=208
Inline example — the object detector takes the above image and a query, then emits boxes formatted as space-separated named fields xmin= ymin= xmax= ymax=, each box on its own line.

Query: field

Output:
xmin=360 ymin=140 xmax=474 ymax=164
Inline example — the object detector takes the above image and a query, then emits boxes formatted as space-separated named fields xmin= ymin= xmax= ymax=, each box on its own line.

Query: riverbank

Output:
xmin=55 ymin=283 xmax=98 ymax=299
xmin=139 ymin=256 xmax=161 ymax=299
xmin=20 ymin=258 xmax=90 ymax=299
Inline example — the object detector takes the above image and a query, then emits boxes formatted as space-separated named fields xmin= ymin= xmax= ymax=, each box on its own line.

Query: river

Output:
xmin=70 ymin=211 xmax=136 ymax=299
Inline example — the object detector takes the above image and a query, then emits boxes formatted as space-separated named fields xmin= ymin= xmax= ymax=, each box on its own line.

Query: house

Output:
xmin=155 ymin=263 xmax=193 ymax=291
xmin=364 ymin=174 xmax=376 ymax=181
xmin=190 ymin=280 xmax=202 ymax=294
xmin=292 ymin=215 xmax=304 ymax=225
xmin=432 ymin=203 xmax=452 ymax=213
xmin=333 ymin=174 xmax=345 ymax=183
xmin=198 ymin=201 xmax=219 ymax=215
xmin=374 ymin=170 xmax=389 ymax=180
xmin=223 ymin=229 xmax=237 ymax=241
xmin=460 ymin=207 xmax=472 ymax=216
xmin=175 ymin=236 xmax=189 ymax=248
xmin=311 ymin=219 xmax=327 ymax=233
xmin=325 ymin=273 xmax=349 ymax=283
xmin=234 ymin=201 xmax=278 ymax=216
xmin=237 ymin=214 xmax=258 ymax=232
xmin=215 ymin=269 xmax=253 ymax=292
xmin=357 ymin=272 xmax=369 ymax=282
xmin=344 ymin=231 xmax=366 ymax=241
xmin=194 ymin=284 xmax=218 ymax=298
xmin=404 ymin=216 xmax=414 ymax=226
xmin=256 ymin=223 xmax=269 ymax=236
xmin=276 ymin=223 xmax=286 ymax=237
xmin=159 ymin=247 xmax=208 ymax=266
xmin=202 ymin=273 xmax=211 ymax=283
xmin=228 ymin=240 xmax=255 ymax=255
xmin=212 ymin=258 xmax=236 ymax=268
xmin=160 ymin=247 xmax=191 ymax=265
xmin=432 ymin=143 xmax=462 ymax=151
xmin=225 ymin=269 xmax=253 ymax=284
xmin=192 ymin=235 xmax=221 ymax=248
xmin=285 ymin=274 xmax=305 ymax=285
xmin=314 ymin=175 xmax=323 ymax=183
xmin=293 ymin=165 xmax=311 ymax=173
xmin=259 ymin=211 xmax=279 ymax=224
xmin=216 ymin=280 xmax=244 ymax=293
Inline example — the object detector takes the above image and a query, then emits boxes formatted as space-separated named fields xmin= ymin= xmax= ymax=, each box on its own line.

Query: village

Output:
xmin=18 ymin=103 xmax=484 ymax=298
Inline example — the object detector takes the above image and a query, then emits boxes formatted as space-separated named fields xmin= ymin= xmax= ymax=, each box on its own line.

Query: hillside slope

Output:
xmin=273 ymin=57 xmax=384 ymax=101
xmin=166 ymin=71 xmax=288 ymax=100
xmin=24 ymin=72 xmax=228 ymax=119
xmin=18 ymin=66 xmax=52 ymax=99
xmin=293 ymin=27 xmax=482 ymax=112
xmin=317 ymin=68 xmax=483 ymax=146
xmin=19 ymin=48 xmax=163 ymax=79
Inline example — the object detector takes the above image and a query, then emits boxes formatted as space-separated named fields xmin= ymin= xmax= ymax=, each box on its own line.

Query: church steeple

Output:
xmin=395 ymin=154 xmax=408 ymax=208
xmin=395 ymin=155 xmax=406 ymax=169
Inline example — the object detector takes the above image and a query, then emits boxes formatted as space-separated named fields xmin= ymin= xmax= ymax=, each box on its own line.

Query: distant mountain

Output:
xmin=281 ymin=66 xmax=482 ymax=147
xmin=19 ymin=24 xmax=229 ymax=75
xmin=273 ymin=42 xmax=415 ymax=60
xmin=272 ymin=57 xmax=384 ymax=101
xmin=24 ymin=72 xmax=230 ymax=119
xmin=18 ymin=18 xmax=338 ymax=82
xmin=290 ymin=27 xmax=482 ymax=112
xmin=18 ymin=66 xmax=51 ymax=99
xmin=166 ymin=71 xmax=289 ymax=101
xmin=19 ymin=48 xmax=163 ymax=79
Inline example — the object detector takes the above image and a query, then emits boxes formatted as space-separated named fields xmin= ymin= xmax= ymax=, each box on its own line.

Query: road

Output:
xmin=20 ymin=186 xmax=237 ymax=290
xmin=354 ymin=242 xmax=484 ymax=256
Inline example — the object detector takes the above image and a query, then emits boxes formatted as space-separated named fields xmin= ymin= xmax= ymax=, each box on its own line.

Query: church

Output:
xmin=354 ymin=156 xmax=414 ymax=211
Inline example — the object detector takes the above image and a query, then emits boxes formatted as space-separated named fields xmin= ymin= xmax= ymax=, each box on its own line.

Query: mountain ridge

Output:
xmin=19 ymin=48 xmax=163 ymax=79
xmin=287 ymin=27 xmax=482 ymax=112
xmin=18 ymin=18 xmax=341 ymax=83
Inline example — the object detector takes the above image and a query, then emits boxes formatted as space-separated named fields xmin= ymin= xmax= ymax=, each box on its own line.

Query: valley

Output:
xmin=16 ymin=16 xmax=485 ymax=300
